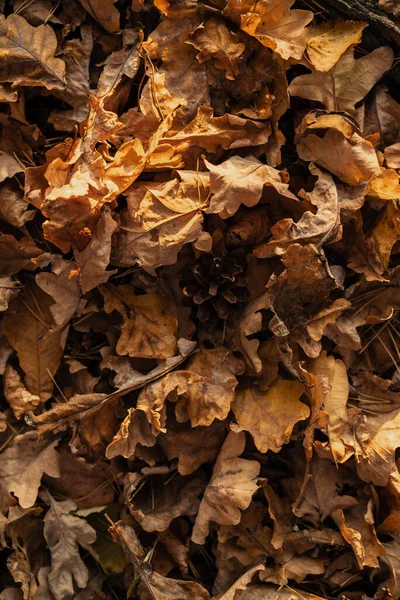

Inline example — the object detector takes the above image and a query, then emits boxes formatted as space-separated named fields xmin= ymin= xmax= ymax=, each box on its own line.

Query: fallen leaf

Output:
xmin=306 ymin=21 xmax=367 ymax=71
xmin=231 ymin=379 xmax=309 ymax=453
xmin=77 ymin=0 xmax=120 ymax=33
xmin=192 ymin=431 xmax=260 ymax=544
xmin=43 ymin=493 xmax=96 ymax=600
xmin=2 ymin=282 xmax=67 ymax=401
xmin=0 ymin=432 xmax=60 ymax=511
xmin=205 ymin=155 xmax=296 ymax=219
xmin=0 ymin=152 xmax=23 ymax=183
xmin=164 ymin=106 xmax=271 ymax=154
xmin=188 ymin=17 xmax=245 ymax=80
xmin=35 ymin=258 xmax=81 ymax=327
xmin=289 ymin=46 xmax=394 ymax=114
xmin=113 ymin=174 xmax=209 ymax=274
xmin=0 ymin=14 xmax=66 ymax=90
xmin=3 ymin=364 xmax=41 ymax=419
xmin=0 ymin=277 xmax=20 ymax=312
xmin=0 ymin=181 xmax=35 ymax=227
xmin=74 ymin=209 xmax=118 ymax=293
xmin=0 ymin=235 xmax=42 ymax=276
xmin=100 ymin=284 xmax=178 ymax=358
xmin=125 ymin=473 xmax=205 ymax=532
xmin=225 ymin=0 xmax=313 ymax=60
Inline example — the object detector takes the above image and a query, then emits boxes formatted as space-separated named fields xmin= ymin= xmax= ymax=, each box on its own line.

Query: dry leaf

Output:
xmin=43 ymin=493 xmax=96 ymax=600
xmin=2 ymin=282 xmax=66 ymax=401
xmin=231 ymin=379 xmax=309 ymax=453
xmin=306 ymin=21 xmax=367 ymax=72
xmin=0 ymin=14 xmax=66 ymax=90
xmin=289 ymin=46 xmax=393 ymax=114
xmin=77 ymin=0 xmax=120 ymax=33
xmin=205 ymin=155 xmax=296 ymax=219
xmin=0 ymin=432 xmax=60 ymax=511
xmin=225 ymin=0 xmax=313 ymax=60
xmin=3 ymin=364 xmax=41 ymax=419
xmin=100 ymin=284 xmax=178 ymax=358
xmin=0 ymin=152 xmax=24 ymax=183
xmin=188 ymin=17 xmax=245 ymax=80
xmin=192 ymin=431 xmax=260 ymax=544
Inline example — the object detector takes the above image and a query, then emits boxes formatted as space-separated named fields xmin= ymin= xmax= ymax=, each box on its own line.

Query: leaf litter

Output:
xmin=1 ymin=0 xmax=400 ymax=599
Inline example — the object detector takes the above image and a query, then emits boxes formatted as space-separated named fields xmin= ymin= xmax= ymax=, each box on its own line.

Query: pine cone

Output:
xmin=181 ymin=252 xmax=249 ymax=325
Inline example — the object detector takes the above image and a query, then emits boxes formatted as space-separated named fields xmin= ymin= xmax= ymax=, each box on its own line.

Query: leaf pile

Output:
xmin=1 ymin=1 xmax=400 ymax=599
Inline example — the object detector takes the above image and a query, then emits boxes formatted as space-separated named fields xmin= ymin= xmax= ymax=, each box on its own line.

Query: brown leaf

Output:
xmin=0 ymin=432 xmax=60 ymax=511
xmin=160 ymin=422 xmax=226 ymax=475
xmin=113 ymin=174 xmax=209 ymax=273
xmin=264 ymin=244 xmax=340 ymax=337
xmin=2 ymin=282 xmax=66 ymax=401
xmin=295 ymin=115 xmax=381 ymax=185
xmin=289 ymin=46 xmax=393 ymax=114
xmin=306 ymin=21 xmax=367 ymax=72
xmin=124 ymin=473 xmax=205 ymax=532
xmin=109 ymin=519 xmax=210 ymax=600
xmin=188 ymin=17 xmax=245 ymax=81
xmin=225 ymin=0 xmax=313 ymax=60
xmin=0 ymin=152 xmax=23 ymax=183
xmin=354 ymin=406 xmax=400 ymax=486
xmin=0 ymin=181 xmax=35 ymax=227
xmin=140 ymin=2 xmax=209 ymax=120
xmin=309 ymin=352 xmax=354 ymax=464
xmin=74 ymin=209 xmax=118 ymax=293
xmin=0 ymin=235 xmax=42 ymax=276
xmin=77 ymin=0 xmax=120 ymax=33
xmin=0 ymin=277 xmax=20 ymax=312
xmin=48 ymin=24 xmax=93 ymax=131
xmin=217 ymin=565 xmax=265 ymax=600
xmin=255 ymin=164 xmax=341 ymax=258
xmin=332 ymin=497 xmax=385 ymax=568
xmin=192 ymin=431 xmax=260 ymax=544
xmin=0 ymin=14 xmax=66 ymax=90
xmin=43 ymin=493 xmax=96 ymax=600
xmin=3 ymin=364 xmax=41 ymax=419
xmin=35 ymin=258 xmax=81 ymax=327
xmin=205 ymin=155 xmax=296 ymax=219
xmin=231 ymin=379 xmax=309 ymax=453
xmin=100 ymin=284 xmax=178 ymax=358
xmin=96 ymin=39 xmax=140 ymax=111
xmin=164 ymin=106 xmax=271 ymax=153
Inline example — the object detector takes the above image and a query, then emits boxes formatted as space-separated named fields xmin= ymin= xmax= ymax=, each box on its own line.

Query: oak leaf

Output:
xmin=2 ymin=283 xmax=66 ymax=401
xmin=224 ymin=0 xmax=313 ymax=60
xmin=231 ymin=379 xmax=309 ymax=453
xmin=255 ymin=164 xmax=341 ymax=258
xmin=164 ymin=106 xmax=271 ymax=153
xmin=35 ymin=258 xmax=81 ymax=327
xmin=100 ymin=284 xmax=178 ymax=358
xmin=310 ymin=352 xmax=354 ymax=464
xmin=3 ymin=364 xmax=41 ymax=420
xmin=289 ymin=46 xmax=393 ymax=114
xmin=192 ymin=431 xmax=260 ymax=544
xmin=106 ymin=346 xmax=243 ymax=458
xmin=125 ymin=473 xmax=205 ymax=532
xmin=0 ymin=235 xmax=42 ymax=277
xmin=188 ymin=17 xmax=245 ymax=80
xmin=160 ymin=422 xmax=226 ymax=475
xmin=113 ymin=173 xmax=209 ymax=274
xmin=0 ymin=14 xmax=66 ymax=90
xmin=0 ymin=432 xmax=60 ymax=511
xmin=205 ymin=155 xmax=296 ymax=219
xmin=0 ymin=182 xmax=35 ymax=228
xmin=74 ymin=209 xmax=118 ymax=293
xmin=306 ymin=21 xmax=367 ymax=72
xmin=77 ymin=0 xmax=120 ymax=33
xmin=43 ymin=493 xmax=96 ymax=600
xmin=0 ymin=152 xmax=23 ymax=183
